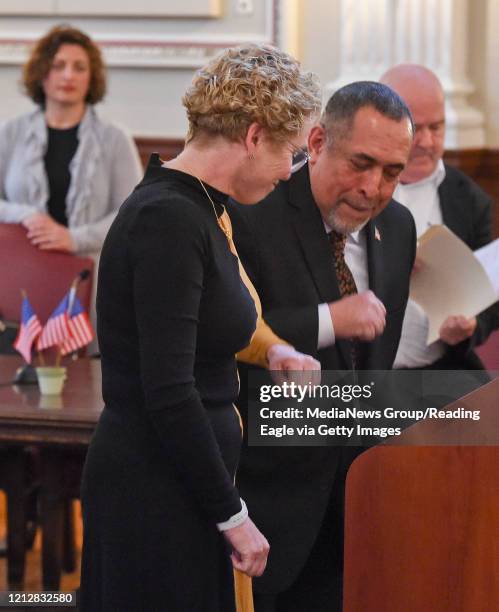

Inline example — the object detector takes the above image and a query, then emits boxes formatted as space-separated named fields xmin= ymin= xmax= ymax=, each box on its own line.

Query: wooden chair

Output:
xmin=0 ymin=223 xmax=93 ymax=324
xmin=0 ymin=448 xmax=31 ymax=587
xmin=0 ymin=223 xmax=94 ymax=588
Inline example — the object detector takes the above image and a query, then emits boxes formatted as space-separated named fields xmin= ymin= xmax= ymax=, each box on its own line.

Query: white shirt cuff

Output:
xmin=317 ymin=303 xmax=335 ymax=349
xmin=216 ymin=498 xmax=248 ymax=531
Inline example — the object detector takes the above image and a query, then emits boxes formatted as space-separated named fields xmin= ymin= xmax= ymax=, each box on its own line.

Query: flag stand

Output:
xmin=13 ymin=363 xmax=38 ymax=385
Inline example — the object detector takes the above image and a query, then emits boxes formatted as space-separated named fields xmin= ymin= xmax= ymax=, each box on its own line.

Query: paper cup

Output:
xmin=36 ymin=366 xmax=67 ymax=396
xmin=39 ymin=394 xmax=64 ymax=409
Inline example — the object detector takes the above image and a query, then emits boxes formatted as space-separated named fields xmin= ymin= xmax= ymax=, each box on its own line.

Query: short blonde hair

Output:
xmin=183 ymin=43 xmax=321 ymax=143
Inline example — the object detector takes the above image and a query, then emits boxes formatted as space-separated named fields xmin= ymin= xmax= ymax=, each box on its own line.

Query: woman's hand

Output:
xmin=23 ymin=213 xmax=75 ymax=252
xmin=223 ymin=517 xmax=270 ymax=577
xmin=266 ymin=344 xmax=321 ymax=386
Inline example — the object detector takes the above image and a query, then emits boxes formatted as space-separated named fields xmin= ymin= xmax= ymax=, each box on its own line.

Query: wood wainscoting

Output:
xmin=135 ymin=137 xmax=184 ymax=168
xmin=134 ymin=138 xmax=499 ymax=238
xmin=443 ymin=148 xmax=499 ymax=237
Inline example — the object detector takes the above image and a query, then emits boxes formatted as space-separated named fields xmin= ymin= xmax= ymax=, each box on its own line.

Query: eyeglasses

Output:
xmin=290 ymin=148 xmax=310 ymax=173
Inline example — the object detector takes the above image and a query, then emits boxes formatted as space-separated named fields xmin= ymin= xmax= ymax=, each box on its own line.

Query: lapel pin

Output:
xmin=375 ymin=226 xmax=381 ymax=241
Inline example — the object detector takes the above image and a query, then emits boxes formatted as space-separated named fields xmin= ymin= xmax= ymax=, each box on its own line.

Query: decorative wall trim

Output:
xmin=0 ymin=1 xmax=280 ymax=69
xmin=134 ymin=138 xmax=499 ymax=237
xmin=0 ymin=0 xmax=223 ymax=18
xmin=326 ymin=0 xmax=485 ymax=149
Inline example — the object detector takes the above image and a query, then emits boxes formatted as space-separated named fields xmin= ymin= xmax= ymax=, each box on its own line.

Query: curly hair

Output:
xmin=22 ymin=24 xmax=106 ymax=105
xmin=183 ymin=44 xmax=321 ymax=143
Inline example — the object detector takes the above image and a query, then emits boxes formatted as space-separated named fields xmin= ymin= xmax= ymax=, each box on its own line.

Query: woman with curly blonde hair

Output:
xmin=80 ymin=43 xmax=321 ymax=612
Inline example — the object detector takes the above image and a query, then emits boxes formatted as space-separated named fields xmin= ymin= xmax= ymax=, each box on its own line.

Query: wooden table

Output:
xmin=0 ymin=355 xmax=103 ymax=589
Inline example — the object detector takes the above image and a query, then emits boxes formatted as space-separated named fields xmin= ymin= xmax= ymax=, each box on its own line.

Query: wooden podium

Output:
xmin=343 ymin=377 xmax=499 ymax=611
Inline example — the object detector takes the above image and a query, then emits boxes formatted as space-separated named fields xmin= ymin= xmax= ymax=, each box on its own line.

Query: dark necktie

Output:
xmin=330 ymin=231 xmax=360 ymax=368
xmin=330 ymin=231 xmax=357 ymax=297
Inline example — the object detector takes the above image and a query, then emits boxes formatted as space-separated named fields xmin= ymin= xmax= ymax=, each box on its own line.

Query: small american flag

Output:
xmin=14 ymin=297 xmax=42 ymax=363
xmin=37 ymin=294 xmax=70 ymax=351
xmin=60 ymin=297 xmax=94 ymax=355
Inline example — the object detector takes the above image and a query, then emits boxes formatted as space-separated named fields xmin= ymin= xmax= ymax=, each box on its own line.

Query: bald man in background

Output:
xmin=380 ymin=64 xmax=499 ymax=370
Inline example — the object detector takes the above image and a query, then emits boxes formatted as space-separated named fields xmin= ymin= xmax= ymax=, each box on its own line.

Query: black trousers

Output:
xmin=254 ymin=473 xmax=346 ymax=612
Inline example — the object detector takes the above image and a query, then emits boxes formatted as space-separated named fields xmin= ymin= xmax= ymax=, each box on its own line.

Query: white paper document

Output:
xmin=410 ymin=226 xmax=497 ymax=344
xmin=474 ymin=238 xmax=499 ymax=297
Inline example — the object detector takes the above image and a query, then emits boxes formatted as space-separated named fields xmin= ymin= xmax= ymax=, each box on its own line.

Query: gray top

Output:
xmin=0 ymin=106 xmax=142 ymax=253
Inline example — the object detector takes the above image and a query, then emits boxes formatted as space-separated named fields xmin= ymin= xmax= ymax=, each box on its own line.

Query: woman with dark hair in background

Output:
xmin=0 ymin=24 xmax=141 ymax=255
xmin=80 ymin=43 xmax=321 ymax=611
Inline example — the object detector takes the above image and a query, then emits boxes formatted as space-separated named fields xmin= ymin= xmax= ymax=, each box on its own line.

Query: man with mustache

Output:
xmin=381 ymin=64 xmax=499 ymax=370
xmin=229 ymin=81 xmax=416 ymax=611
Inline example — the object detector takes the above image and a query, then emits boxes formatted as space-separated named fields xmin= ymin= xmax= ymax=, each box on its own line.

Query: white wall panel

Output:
xmin=56 ymin=0 xmax=222 ymax=18
xmin=0 ymin=0 xmax=494 ymax=145
xmin=0 ymin=0 xmax=283 ymax=137
xmin=0 ymin=1 xmax=54 ymax=14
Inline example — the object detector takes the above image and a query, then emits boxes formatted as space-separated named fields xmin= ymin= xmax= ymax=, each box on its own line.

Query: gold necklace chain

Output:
xmin=162 ymin=159 xmax=232 ymax=243
xmin=196 ymin=176 xmax=232 ymax=242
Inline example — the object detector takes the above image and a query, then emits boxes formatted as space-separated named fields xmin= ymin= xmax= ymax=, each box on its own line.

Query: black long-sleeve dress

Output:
xmin=80 ymin=155 xmax=257 ymax=611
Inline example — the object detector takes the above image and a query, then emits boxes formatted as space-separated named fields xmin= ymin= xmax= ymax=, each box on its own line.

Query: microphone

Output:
xmin=79 ymin=269 xmax=91 ymax=282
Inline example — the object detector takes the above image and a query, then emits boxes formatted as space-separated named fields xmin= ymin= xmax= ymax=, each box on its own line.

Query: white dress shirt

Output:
xmin=392 ymin=160 xmax=447 ymax=368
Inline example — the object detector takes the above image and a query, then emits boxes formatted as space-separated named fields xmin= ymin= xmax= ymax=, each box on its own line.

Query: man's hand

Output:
xmin=23 ymin=213 xmax=75 ymax=252
xmin=439 ymin=315 xmax=477 ymax=345
xmin=223 ymin=517 xmax=270 ymax=577
xmin=329 ymin=291 xmax=386 ymax=342
xmin=266 ymin=344 xmax=321 ymax=386
xmin=411 ymin=256 xmax=424 ymax=276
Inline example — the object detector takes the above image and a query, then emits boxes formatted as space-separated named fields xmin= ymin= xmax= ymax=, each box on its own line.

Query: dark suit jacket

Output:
xmin=437 ymin=164 xmax=499 ymax=368
xmin=228 ymin=165 xmax=417 ymax=593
